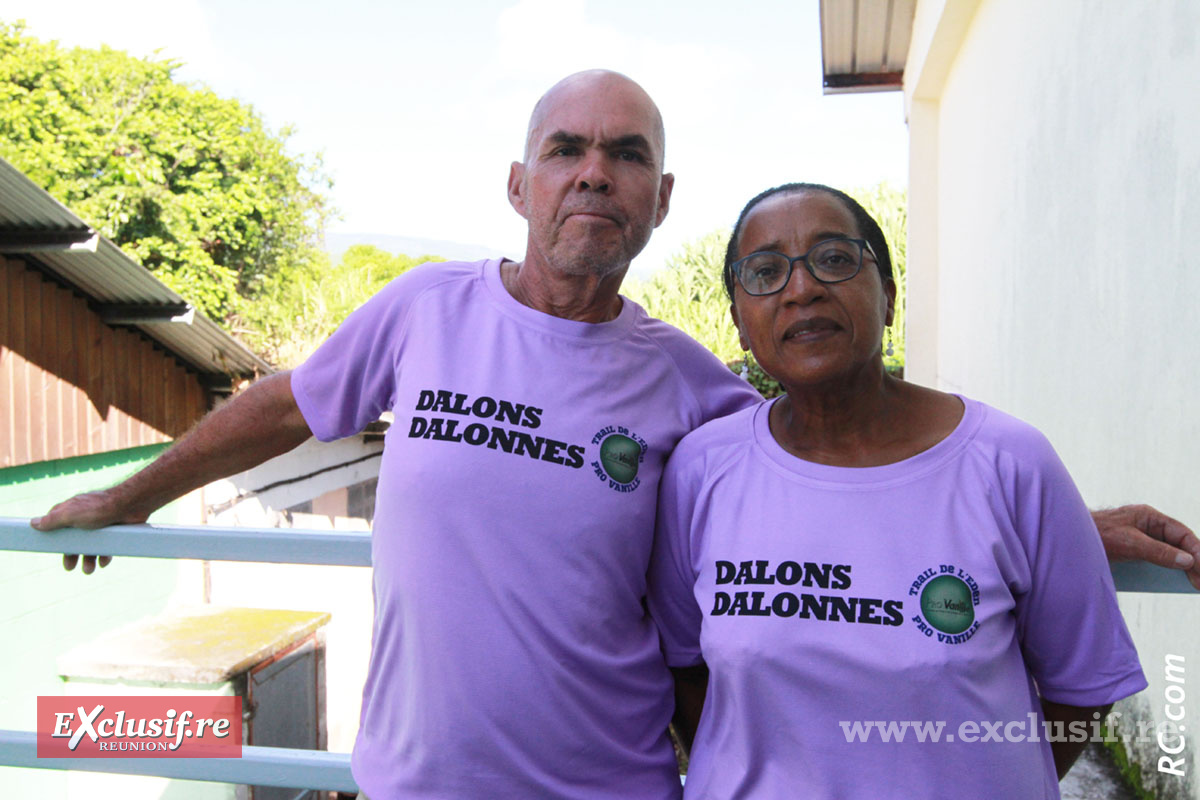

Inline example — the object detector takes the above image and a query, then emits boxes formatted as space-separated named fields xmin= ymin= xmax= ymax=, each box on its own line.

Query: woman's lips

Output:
xmin=782 ymin=317 xmax=841 ymax=342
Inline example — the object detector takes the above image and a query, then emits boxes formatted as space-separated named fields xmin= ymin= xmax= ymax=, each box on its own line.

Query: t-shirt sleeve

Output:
xmin=639 ymin=315 xmax=761 ymax=427
xmin=647 ymin=443 xmax=706 ymax=668
xmin=290 ymin=273 xmax=420 ymax=442
xmin=697 ymin=364 xmax=762 ymax=425
xmin=1006 ymin=429 xmax=1148 ymax=706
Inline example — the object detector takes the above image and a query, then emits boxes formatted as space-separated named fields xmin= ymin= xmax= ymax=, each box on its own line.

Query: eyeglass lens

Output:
xmin=738 ymin=239 xmax=862 ymax=294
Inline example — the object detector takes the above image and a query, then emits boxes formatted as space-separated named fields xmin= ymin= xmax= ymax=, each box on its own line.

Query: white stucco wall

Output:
xmin=904 ymin=1 xmax=1199 ymax=796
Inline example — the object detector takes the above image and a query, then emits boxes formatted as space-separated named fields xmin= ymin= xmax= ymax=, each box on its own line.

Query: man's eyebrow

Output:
xmin=606 ymin=134 xmax=651 ymax=151
xmin=545 ymin=131 xmax=585 ymax=148
xmin=543 ymin=131 xmax=653 ymax=152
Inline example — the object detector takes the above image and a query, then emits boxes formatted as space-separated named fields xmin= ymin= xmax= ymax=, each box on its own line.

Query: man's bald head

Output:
xmin=507 ymin=69 xmax=675 ymax=281
xmin=523 ymin=70 xmax=666 ymax=168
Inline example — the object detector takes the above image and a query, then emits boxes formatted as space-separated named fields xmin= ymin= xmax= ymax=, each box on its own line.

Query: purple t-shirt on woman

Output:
xmin=292 ymin=259 xmax=760 ymax=799
xmin=649 ymin=397 xmax=1147 ymax=799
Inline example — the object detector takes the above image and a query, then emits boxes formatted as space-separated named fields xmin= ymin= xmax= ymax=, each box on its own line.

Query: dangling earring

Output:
xmin=739 ymin=353 xmax=750 ymax=380
xmin=884 ymin=330 xmax=895 ymax=357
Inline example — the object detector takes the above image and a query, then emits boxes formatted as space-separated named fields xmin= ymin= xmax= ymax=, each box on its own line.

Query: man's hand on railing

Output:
xmin=30 ymin=488 xmax=149 ymax=573
xmin=1094 ymin=504 xmax=1200 ymax=590
xmin=27 ymin=371 xmax=313 ymax=576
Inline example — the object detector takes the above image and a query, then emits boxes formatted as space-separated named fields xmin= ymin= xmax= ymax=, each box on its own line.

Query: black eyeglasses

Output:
xmin=731 ymin=238 xmax=878 ymax=296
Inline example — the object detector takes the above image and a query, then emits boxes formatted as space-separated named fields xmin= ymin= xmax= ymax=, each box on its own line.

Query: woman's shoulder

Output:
xmin=679 ymin=400 xmax=761 ymax=445
xmin=956 ymin=396 xmax=1063 ymax=475
xmin=895 ymin=381 xmax=1055 ymax=460
xmin=669 ymin=401 xmax=763 ymax=469
xmin=662 ymin=403 xmax=768 ymax=495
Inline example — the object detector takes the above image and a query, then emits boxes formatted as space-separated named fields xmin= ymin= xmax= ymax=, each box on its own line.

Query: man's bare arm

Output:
xmin=30 ymin=371 xmax=313 ymax=572
xmin=1093 ymin=505 xmax=1200 ymax=590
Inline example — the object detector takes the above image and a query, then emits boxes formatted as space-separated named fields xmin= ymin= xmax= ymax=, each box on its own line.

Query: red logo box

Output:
xmin=37 ymin=696 xmax=243 ymax=758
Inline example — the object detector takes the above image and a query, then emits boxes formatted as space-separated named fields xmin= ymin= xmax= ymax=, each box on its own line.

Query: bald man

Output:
xmin=35 ymin=71 xmax=757 ymax=799
xmin=33 ymin=71 xmax=1200 ymax=798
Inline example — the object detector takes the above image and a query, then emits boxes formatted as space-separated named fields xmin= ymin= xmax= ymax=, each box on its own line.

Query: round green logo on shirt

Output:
xmin=599 ymin=434 xmax=641 ymax=484
xmin=919 ymin=575 xmax=975 ymax=634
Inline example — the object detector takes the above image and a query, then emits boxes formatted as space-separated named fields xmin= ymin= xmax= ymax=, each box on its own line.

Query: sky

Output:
xmin=6 ymin=0 xmax=909 ymax=277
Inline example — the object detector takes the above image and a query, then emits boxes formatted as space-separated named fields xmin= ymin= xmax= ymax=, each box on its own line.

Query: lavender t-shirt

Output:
xmin=291 ymin=259 xmax=760 ymax=799
xmin=649 ymin=397 xmax=1146 ymax=800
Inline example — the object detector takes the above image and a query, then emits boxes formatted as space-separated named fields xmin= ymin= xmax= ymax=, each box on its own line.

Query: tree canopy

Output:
xmin=0 ymin=21 xmax=331 ymax=326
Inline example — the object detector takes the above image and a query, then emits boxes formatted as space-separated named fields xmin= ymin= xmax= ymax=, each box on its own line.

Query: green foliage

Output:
xmin=624 ymin=230 xmax=742 ymax=363
xmin=1100 ymin=725 xmax=1158 ymax=800
xmin=0 ymin=21 xmax=330 ymax=326
xmin=628 ymin=182 xmax=908 ymax=392
xmin=850 ymin=183 xmax=907 ymax=374
xmin=237 ymin=246 xmax=445 ymax=367
xmin=736 ymin=358 xmax=784 ymax=398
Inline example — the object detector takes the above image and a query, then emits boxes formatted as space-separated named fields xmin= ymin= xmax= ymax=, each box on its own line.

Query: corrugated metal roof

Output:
xmin=0 ymin=159 xmax=83 ymax=230
xmin=820 ymin=0 xmax=917 ymax=94
xmin=0 ymin=157 xmax=273 ymax=380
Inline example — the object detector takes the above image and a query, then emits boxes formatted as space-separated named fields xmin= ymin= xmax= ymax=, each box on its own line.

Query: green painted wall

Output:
xmin=0 ymin=444 xmax=199 ymax=795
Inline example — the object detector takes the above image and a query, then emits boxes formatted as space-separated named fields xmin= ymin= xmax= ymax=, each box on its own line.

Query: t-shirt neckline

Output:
xmin=482 ymin=258 xmax=638 ymax=342
xmin=751 ymin=394 xmax=983 ymax=488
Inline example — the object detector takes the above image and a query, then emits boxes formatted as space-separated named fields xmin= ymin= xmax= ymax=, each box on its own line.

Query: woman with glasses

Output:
xmin=647 ymin=183 xmax=1146 ymax=799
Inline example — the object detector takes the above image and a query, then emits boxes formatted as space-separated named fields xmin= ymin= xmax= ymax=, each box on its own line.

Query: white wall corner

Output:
xmin=904 ymin=98 xmax=940 ymax=388
xmin=904 ymin=0 xmax=983 ymax=113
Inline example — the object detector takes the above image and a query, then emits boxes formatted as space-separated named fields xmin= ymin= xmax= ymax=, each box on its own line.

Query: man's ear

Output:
xmin=654 ymin=172 xmax=675 ymax=228
xmin=508 ymin=161 xmax=527 ymax=218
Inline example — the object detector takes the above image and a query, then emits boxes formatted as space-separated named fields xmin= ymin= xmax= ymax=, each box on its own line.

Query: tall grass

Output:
xmin=624 ymin=230 xmax=742 ymax=363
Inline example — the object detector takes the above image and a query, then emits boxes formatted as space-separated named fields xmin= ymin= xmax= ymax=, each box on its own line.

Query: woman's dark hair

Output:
xmin=722 ymin=182 xmax=894 ymax=301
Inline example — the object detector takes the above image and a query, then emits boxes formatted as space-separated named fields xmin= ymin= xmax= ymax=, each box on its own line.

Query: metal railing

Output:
xmin=1108 ymin=559 xmax=1197 ymax=593
xmin=0 ymin=515 xmax=1194 ymax=792
xmin=0 ymin=517 xmax=369 ymax=793
xmin=1 ymin=520 xmax=372 ymax=566
xmin=0 ymin=728 xmax=357 ymax=792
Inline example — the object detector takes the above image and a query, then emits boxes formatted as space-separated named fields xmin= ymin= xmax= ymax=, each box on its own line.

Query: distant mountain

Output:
xmin=324 ymin=232 xmax=509 ymax=263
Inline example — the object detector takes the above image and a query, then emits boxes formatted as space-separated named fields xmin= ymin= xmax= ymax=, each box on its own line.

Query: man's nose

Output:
xmin=575 ymin=151 xmax=611 ymax=192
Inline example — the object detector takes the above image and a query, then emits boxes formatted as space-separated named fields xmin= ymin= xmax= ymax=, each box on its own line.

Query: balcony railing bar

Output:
xmin=0 ymin=518 xmax=371 ymax=566
xmin=2 ymin=517 xmax=1190 ymax=592
xmin=0 ymin=515 xmax=1192 ymax=793
xmin=0 ymin=729 xmax=357 ymax=791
